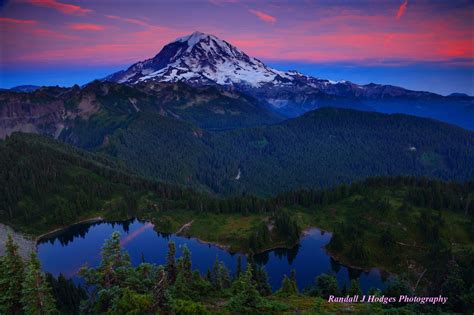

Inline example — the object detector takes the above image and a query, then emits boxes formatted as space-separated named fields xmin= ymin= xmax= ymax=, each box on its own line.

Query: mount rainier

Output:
xmin=105 ymin=31 xmax=473 ymax=129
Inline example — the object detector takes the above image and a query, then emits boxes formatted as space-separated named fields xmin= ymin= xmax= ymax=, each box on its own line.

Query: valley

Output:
xmin=0 ymin=132 xmax=472 ymax=298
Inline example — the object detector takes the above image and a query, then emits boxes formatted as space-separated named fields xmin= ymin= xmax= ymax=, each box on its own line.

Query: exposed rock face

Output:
xmin=0 ymin=91 xmax=66 ymax=139
xmin=0 ymin=81 xmax=281 ymax=141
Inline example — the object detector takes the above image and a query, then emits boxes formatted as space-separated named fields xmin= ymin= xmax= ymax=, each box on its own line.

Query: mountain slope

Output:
xmin=1 ymin=80 xmax=472 ymax=195
xmin=0 ymin=81 xmax=282 ymax=141
xmin=105 ymin=31 xmax=474 ymax=130
xmin=0 ymin=132 xmax=202 ymax=233
xmin=105 ymin=31 xmax=293 ymax=88
xmin=99 ymin=107 xmax=474 ymax=195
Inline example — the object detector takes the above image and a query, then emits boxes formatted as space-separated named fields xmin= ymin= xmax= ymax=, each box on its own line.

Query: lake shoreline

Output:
xmin=35 ymin=216 xmax=105 ymax=242
xmin=0 ymin=222 xmax=36 ymax=259
xmin=33 ymin=216 xmax=381 ymax=276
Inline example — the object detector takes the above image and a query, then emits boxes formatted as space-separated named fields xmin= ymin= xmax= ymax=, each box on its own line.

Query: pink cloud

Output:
xmin=69 ymin=23 xmax=105 ymax=31
xmin=249 ymin=9 xmax=276 ymax=23
xmin=1 ymin=2 xmax=471 ymax=67
xmin=0 ymin=17 xmax=37 ymax=24
xmin=396 ymin=0 xmax=408 ymax=20
xmin=25 ymin=0 xmax=92 ymax=15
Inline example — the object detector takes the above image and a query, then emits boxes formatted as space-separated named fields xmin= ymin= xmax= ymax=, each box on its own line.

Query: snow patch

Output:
xmin=235 ymin=169 xmax=241 ymax=180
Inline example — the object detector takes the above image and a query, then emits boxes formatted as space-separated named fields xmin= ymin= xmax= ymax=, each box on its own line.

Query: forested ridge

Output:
xmin=0 ymin=133 xmax=201 ymax=233
xmin=2 ymin=81 xmax=473 ymax=196
xmin=2 ymin=132 xmax=472 ymax=235
xmin=99 ymin=107 xmax=474 ymax=195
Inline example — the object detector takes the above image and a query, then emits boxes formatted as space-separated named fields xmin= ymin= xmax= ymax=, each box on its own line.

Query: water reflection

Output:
xmin=38 ymin=219 xmax=391 ymax=291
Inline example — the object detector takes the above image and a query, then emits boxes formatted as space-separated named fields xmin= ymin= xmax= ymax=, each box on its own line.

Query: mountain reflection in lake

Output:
xmin=37 ymin=219 xmax=391 ymax=291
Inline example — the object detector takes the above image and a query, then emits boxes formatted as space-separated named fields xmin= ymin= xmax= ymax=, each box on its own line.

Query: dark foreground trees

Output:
xmin=0 ymin=234 xmax=57 ymax=315
xmin=2 ymin=232 xmax=473 ymax=314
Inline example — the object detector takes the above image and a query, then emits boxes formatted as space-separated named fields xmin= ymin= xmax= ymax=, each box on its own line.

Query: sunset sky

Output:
xmin=1 ymin=0 xmax=472 ymax=95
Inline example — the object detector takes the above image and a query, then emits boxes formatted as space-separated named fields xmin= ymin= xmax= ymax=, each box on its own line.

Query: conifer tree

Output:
xmin=21 ymin=252 xmax=58 ymax=315
xmin=253 ymin=265 xmax=272 ymax=296
xmin=0 ymin=234 xmax=25 ymax=315
xmin=236 ymin=255 xmax=242 ymax=278
xmin=227 ymin=263 xmax=264 ymax=312
xmin=348 ymin=279 xmax=362 ymax=296
xmin=98 ymin=231 xmax=131 ymax=287
xmin=152 ymin=266 xmax=168 ymax=311
xmin=177 ymin=245 xmax=192 ymax=281
xmin=166 ymin=241 xmax=177 ymax=284
xmin=277 ymin=270 xmax=298 ymax=296
xmin=315 ymin=274 xmax=340 ymax=299
xmin=79 ymin=232 xmax=131 ymax=313
xmin=218 ymin=262 xmax=231 ymax=289
xmin=289 ymin=269 xmax=298 ymax=294
xmin=211 ymin=256 xmax=220 ymax=287
xmin=278 ymin=276 xmax=294 ymax=296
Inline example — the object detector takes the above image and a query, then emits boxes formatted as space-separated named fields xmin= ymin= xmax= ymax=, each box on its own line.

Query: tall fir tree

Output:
xmin=79 ymin=232 xmax=132 ymax=314
xmin=21 ymin=252 xmax=58 ymax=315
xmin=0 ymin=234 xmax=25 ymax=315
xmin=166 ymin=241 xmax=177 ymax=284
xmin=177 ymin=245 xmax=192 ymax=281
xmin=277 ymin=270 xmax=298 ymax=296
xmin=348 ymin=279 xmax=362 ymax=296
xmin=227 ymin=263 xmax=264 ymax=312
xmin=236 ymin=255 xmax=242 ymax=279
xmin=253 ymin=265 xmax=272 ymax=296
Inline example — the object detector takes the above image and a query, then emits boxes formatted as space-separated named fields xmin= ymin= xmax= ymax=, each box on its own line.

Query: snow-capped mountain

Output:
xmin=105 ymin=31 xmax=297 ymax=87
xmin=105 ymin=32 xmax=473 ymax=128
xmin=105 ymin=31 xmax=371 ymax=114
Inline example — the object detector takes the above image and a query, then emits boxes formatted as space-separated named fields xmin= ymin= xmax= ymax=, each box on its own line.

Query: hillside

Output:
xmin=1 ymin=82 xmax=473 ymax=196
xmin=0 ymin=81 xmax=281 ymax=141
xmin=100 ymin=107 xmax=474 ymax=195
xmin=0 ymin=133 xmax=200 ymax=233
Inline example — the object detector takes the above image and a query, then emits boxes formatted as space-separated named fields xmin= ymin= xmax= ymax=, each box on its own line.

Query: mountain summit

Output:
xmin=105 ymin=31 xmax=295 ymax=87
xmin=105 ymin=32 xmax=473 ymax=129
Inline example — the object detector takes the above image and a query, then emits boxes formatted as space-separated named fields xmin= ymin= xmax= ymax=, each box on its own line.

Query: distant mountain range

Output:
xmin=0 ymin=85 xmax=41 ymax=93
xmin=104 ymin=31 xmax=473 ymax=130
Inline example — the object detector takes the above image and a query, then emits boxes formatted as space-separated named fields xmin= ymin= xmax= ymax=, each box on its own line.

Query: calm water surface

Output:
xmin=37 ymin=219 xmax=391 ymax=291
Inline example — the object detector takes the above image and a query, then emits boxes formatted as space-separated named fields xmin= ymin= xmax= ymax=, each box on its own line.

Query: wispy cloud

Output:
xmin=0 ymin=17 xmax=37 ymax=24
xmin=69 ymin=23 xmax=105 ymax=31
xmin=249 ymin=9 xmax=276 ymax=24
xmin=104 ymin=14 xmax=150 ymax=28
xmin=396 ymin=0 xmax=408 ymax=20
xmin=25 ymin=0 xmax=92 ymax=15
